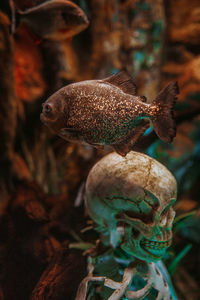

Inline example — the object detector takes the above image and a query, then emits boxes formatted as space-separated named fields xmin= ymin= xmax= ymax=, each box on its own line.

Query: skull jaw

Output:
xmin=121 ymin=236 xmax=171 ymax=263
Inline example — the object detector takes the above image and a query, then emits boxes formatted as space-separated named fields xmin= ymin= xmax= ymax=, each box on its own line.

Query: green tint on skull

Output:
xmin=85 ymin=151 xmax=177 ymax=263
xmin=111 ymin=191 xmax=174 ymax=262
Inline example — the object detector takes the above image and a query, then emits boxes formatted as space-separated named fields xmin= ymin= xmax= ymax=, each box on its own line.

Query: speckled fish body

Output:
xmin=54 ymin=81 xmax=149 ymax=143
xmin=41 ymin=71 xmax=178 ymax=156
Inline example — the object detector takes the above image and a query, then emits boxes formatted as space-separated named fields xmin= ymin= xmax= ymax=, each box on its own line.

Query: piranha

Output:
xmin=40 ymin=71 xmax=178 ymax=156
xmin=9 ymin=0 xmax=89 ymax=40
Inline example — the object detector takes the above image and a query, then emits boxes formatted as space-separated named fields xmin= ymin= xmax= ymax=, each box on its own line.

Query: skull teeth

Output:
xmin=141 ymin=239 xmax=171 ymax=250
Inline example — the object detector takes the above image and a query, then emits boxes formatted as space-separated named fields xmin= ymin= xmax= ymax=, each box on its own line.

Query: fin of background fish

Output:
xmin=17 ymin=0 xmax=85 ymax=15
xmin=9 ymin=0 xmax=16 ymax=34
xmin=113 ymin=120 xmax=149 ymax=156
xmin=103 ymin=70 xmax=137 ymax=96
xmin=152 ymin=82 xmax=179 ymax=143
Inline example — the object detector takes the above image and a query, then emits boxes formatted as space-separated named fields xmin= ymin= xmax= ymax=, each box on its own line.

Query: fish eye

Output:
xmin=44 ymin=104 xmax=52 ymax=113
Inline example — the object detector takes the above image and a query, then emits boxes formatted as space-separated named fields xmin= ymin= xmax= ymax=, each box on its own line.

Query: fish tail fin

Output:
xmin=152 ymin=82 xmax=179 ymax=143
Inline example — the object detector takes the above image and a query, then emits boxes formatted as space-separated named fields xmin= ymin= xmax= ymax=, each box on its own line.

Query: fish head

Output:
xmin=40 ymin=90 xmax=67 ymax=132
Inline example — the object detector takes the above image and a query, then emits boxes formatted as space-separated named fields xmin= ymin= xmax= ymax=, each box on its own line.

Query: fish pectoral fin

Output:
xmin=59 ymin=127 xmax=80 ymax=137
xmin=113 ymin=120 xmax=149 ymax=156
xmin=89 ymin=143 xmax=104 ymax=150
xmin=102 ymin=70 xmax=137 ymax=96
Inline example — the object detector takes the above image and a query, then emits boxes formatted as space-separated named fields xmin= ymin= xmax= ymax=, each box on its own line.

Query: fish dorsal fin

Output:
xmin=103 ymin=70 xmax=137 ymax=96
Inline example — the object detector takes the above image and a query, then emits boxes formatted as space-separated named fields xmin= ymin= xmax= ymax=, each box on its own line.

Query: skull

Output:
xmin=85 ymin=151 xmax=177 ymax=263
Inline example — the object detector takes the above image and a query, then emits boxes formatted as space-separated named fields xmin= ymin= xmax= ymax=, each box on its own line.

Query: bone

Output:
xmin=106 ymin=266 xmax=136 ymax=300
xmin=79 ymin=151 xmax=177 ymax=298
xmin=126 ymin=264 xmax=154 ymax=299
xmin=75 ymin=275 xmax=106 ymax=300
xmin=75 ymin=259 xmax=106 ymax=300
xmin=85 ymin=151 xmax=177 ymax=262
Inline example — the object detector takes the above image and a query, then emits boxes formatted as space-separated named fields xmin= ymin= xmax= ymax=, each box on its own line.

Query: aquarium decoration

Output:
xmin=75 ymin=151 xmax=177 ymax=299
xmin=1 ymin=0 xmax=200 ymax=299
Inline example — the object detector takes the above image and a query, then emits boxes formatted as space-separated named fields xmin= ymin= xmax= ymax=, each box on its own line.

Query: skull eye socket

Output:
xmin=132 ymin=227 xmax=140 ymax=238
xmin=124 ymin=211 xmax=154 ymax=224
xmin=125 ymin=211 xmax=144 ymax=219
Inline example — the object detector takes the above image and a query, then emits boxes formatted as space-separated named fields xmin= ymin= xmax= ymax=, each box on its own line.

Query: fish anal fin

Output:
xmin=113 ymin=144 xmax=129 ymax=157
xmin=103 ymin=70 xmax=137 ymax=96
xmin=140 ymin=96 xmax=147 ymax=103
xmin=113 ymin=120 xmax=149 ymax=156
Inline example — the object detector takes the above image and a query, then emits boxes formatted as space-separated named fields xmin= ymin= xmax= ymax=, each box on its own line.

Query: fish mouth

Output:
xmin=140 ymin=238 xmax=171 ymax=258
xmin=40 ymin=113 xmax=53 ymax=127
xmin=40 ymin=113 xmax=47 ymax=124
xmin=40 ymin=112 xmax=57 ymax=124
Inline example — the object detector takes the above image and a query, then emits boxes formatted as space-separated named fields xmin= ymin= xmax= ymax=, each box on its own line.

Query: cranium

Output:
xmin=85 ymin=151 xmax=177 ymax=263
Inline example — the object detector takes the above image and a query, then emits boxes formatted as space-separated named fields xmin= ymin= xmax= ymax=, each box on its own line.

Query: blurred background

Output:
xmin=0 ymin=0 xmax=200 ymax=299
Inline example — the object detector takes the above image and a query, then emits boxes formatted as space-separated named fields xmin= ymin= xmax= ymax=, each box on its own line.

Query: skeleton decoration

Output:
xmin=76 ymin=151 xmax=177 ymax=300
